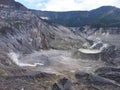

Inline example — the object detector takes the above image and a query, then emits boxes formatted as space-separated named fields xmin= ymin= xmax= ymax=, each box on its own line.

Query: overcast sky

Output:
xmin=15 ymin=0 xmax=120 ymax=11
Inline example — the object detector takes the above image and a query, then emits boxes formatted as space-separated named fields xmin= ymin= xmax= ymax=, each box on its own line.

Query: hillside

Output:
xmin=0 ymin=0 xmax=27 ymax=10
xmin=31 ymin=6 xmax=120 ymax=27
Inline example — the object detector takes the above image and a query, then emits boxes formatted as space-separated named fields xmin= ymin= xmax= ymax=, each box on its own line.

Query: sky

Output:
xmin=15 ymin=0 xmax=120 ymax=11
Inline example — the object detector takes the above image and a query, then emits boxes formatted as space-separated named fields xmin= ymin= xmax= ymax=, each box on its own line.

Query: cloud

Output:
xmin=43 ymin=0 xmax=120 ymax=11
xmin=15 ymin=0 xmax=120 ymax=11
xmin=23 ymin=0 xmax=35 ymax=3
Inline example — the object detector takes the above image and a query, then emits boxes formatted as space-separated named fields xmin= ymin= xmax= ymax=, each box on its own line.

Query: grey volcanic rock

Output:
xmin=85 ymin=27 xmax=120 ymax=48
xmin=0 ymin=0 xmax=27 ymax=10
xmin=0 ymin=0 xmax=15 ymax=6
xmin=75 ymin=72 xmax=116 ymax=85
xmin=101 ymin=45 xmax=116 ymax=63
xmin=52 ymin=77 xmax=73 ymax=90
xmin=75 ymin=72 xmax=120 ymax=90
xmin=0 ymin=6 xmax=86 ymax=66
xmin=95 ymin=67 xmax=120 ymax=83
xmin=0 ymin=72 xmax=55 ymax=90
xmin=109 ymin=49 xmax=120 ymax=66
xmin=52 ymin=72 xmax=120 ymax=90
xmin=72 ymin=26 xmax=120 ymax=65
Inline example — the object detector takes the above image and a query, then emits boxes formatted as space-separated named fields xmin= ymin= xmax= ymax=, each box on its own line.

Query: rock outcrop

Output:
xmin=74 ymin=72 xmax=120 ymax=90
xmin=52 ymin=77 xmax=73 ymax=90
xmin=0 ymin=72 xmax=56 ymax=90
xmin=0 ymin=0 xmax=27 ymax=10
xmin=95 ymin=67 xmax=120 ymax=83
xmin=0 ymin=1 xmax=86 ymax=66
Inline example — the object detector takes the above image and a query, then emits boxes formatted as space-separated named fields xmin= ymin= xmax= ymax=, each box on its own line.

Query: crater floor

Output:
xmin=9 ymin=49 xmax=105 ymax=75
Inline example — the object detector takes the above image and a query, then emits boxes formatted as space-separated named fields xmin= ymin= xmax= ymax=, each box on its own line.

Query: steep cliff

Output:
xmin=0 ymin=3 xmax=86 ymax=67
xmin=0 ymin=0 xmax=27 ymax=10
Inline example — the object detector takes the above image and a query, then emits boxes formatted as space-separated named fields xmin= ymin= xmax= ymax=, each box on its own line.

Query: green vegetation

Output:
xmin=34 ymin=6 xmax=120 ymax=27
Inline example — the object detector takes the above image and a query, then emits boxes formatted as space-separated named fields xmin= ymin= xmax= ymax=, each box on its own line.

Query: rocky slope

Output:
xmin=71 ymin=26 xmax=120 ymax=65
xmin=0 ymin=5 xmax=85 ymax=67
xmin=0 ymin=1 xmax=88 ymax=89
xmin=0 ymin=0 xmax=27 ymax=10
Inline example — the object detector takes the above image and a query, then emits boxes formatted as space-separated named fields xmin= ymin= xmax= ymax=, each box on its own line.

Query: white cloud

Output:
xmin=15 ymin=0 xmax=120 ymax=11
xmin=42 ymin=0 xmax=120 ymax=11
xmin=22 ymin=0 xmax=42 ymax=3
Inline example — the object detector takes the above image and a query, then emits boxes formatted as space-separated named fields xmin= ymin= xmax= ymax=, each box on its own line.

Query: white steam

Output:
xmin=8 ymin=52 xmax=44 ymax=67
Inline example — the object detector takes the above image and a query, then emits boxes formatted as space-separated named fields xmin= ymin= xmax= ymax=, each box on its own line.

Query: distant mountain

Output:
xmin=0 ymin=0 xmax=27 ymax=10
xmin=31 ymin=6 xmax=120 ymax=27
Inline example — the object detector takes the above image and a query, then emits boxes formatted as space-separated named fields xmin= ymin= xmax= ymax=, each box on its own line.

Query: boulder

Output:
xmin=95 ymin=67 xmax=120 ymax=83
xmin=52 ymin=77 xmax=73 ymax=90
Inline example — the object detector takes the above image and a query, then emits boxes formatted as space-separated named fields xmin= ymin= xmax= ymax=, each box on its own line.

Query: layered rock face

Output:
xmin=0 ymin=2 xmax=90 ymax=89
xmin=0 ymin=2 xmax=85 ymax=66
xmin=71 ymin=26 xmax=120 ymax=48
xmin=71 ymin=26 xmax=120 ymax=63
xmin=0 ymin=0 xmax=15 ymax=6
xmin=0 ymin=0 xmax=27 ymax=10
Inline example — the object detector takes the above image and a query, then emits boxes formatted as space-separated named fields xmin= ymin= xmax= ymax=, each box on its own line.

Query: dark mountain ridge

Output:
xmin=31 ymin=6 xmax=120 ymax=27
